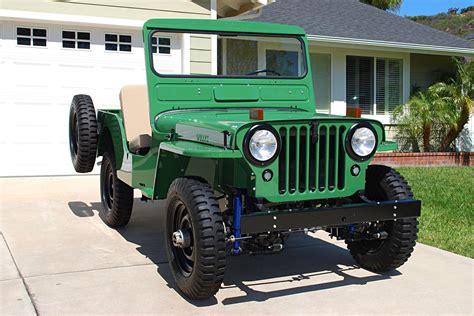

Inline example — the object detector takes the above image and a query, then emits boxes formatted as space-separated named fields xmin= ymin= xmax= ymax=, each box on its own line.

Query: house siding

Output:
xmin=190 ymin=35 xmax=213 ymax=74
xmin=0 ymin=0 xmax=211 ymax=20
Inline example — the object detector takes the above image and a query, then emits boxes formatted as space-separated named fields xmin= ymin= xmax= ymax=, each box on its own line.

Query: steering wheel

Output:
xmin=246 ymin=69 xmax=281 ymax=76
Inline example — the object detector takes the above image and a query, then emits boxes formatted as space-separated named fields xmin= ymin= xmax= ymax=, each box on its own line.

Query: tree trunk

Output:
xmin=439 ymin=105 xmax=471 ymax=151
xmin=422 ymin=123 xmax=431 ymax=152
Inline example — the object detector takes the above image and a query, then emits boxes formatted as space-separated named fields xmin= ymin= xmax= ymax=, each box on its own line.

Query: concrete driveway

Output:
xmin=0 ymin=176 xmax=472 ymax=315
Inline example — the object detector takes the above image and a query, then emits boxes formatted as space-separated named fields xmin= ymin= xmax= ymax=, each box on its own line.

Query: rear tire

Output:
xmin=165 ymin=178 xmax=226 ymax=300
xmin=100 ymin=152 xmax=134 ymax=228
xmin=69 ymin=94 xmax=98 ymax=173
xmin=346 ymin=165 xmax=419 ymax=272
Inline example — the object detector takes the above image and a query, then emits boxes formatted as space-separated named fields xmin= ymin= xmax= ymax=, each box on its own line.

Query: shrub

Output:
xmin=392 ymin=58 xmax=473 ymax=152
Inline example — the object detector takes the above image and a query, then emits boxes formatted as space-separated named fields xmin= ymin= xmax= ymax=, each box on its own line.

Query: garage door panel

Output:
xmin=12 ymin=61 xmax=50 ymax=68
xmin=10 ymin=125 xmax=60 ymax=144
xmin=0 ymin=101 xmax=7 ymax=145
xmin=0 ymin=144 xmax=76 ymax=176
xmin=1 ymin=22 xmax=182 ymax=176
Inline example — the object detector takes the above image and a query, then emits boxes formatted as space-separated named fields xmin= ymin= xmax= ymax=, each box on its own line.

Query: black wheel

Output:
xmin=346 ymin=165 xmax=419 ymax=272
xmin=69 ymin=94 xmax=98 ymax=173
xmin=165 ymin=178 xmax=226 ymax=300
xmin=100 ymin=152 xmax=134 ymax=228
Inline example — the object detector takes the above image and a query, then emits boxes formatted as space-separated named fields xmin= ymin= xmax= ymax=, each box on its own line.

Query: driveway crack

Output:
xmin=1 ymin=233 xmax=40 ymax=315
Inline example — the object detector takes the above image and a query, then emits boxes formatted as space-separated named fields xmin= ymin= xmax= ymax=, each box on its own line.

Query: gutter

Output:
xmin=221 ymin=8 xmax=263 ymax=20
xmin=307 ymin=34 xmax=474 ymax=56
xmin=220 ymin=0 xmax=275 ymax=20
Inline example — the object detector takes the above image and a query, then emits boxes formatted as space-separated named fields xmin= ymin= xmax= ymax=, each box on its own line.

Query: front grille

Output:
xmin=278 ymin=124 xmax=346 ymax=194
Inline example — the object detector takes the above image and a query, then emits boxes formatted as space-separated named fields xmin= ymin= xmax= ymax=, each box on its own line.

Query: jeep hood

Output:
xmin=154 ymin=108 xmax=383 ymax=148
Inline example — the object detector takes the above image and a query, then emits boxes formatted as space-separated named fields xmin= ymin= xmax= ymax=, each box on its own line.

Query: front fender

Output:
xmin=153 ymin=141 xmax=243 ymax=199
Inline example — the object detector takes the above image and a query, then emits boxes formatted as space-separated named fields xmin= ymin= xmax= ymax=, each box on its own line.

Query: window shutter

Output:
xmin=376 ymin=59 xmax=386 ymax=115
xmin=346 ymin=56 xmax=374 ymax=115
xmin=375 ymin=58 xmax=403 ymax=115
xmin=388 ymin=59 xmax=403 ymax=113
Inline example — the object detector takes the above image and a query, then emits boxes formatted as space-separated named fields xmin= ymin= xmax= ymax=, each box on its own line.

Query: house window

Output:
xmin=152 ymin=37 xmax=171 ymax=54
xmin=105 ymin=34 xmax=132 ymax=52
xmin=17 ymin=27 xmax=47 ymax=47
xmin=346 ymin=56 xmax=374 ymax=114
xmin=346 ymin=56 xmax=403 ymax=115
xmin=219 ymin=38 xmax=258 ymax=75
xmin=266 ymin=50 xmax=299 ymax=77
xmin=376 ymin=58 xmax=403 ymax=115
xmin=62 ymin=31 xmax=91 ymax=50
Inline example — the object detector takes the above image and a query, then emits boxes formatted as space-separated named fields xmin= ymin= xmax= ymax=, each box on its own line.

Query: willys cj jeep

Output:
xmin=68 ymin=19 xmax=421 ymax=300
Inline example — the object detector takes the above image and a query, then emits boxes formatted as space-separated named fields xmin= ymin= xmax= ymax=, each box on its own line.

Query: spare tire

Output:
xmin=69 ymin=94 xmax=98 ymax=173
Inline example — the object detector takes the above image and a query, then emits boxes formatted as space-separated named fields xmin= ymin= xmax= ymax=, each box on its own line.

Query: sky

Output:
xmin=397 ymin=0 xmax=474 ymax=16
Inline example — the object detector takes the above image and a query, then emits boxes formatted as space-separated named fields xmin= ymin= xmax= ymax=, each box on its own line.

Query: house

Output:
xmin=251 ymin=0 xmax=474 ymax=146
xmin=1 ymin=0 xmax=473 ymax=177
xmin=0 ymin=0 xmax=273 ymax=176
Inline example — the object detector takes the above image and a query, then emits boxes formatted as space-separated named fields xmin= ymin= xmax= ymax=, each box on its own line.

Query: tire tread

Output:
xmin=346 ymin=165 xmax=418 ymax=272
xmin=165 ymin=178 xmax=226 ymax=300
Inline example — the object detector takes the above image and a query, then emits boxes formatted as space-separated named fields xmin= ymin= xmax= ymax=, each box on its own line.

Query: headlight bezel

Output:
xmin=243 ymin=124 xmax=281 ymax=166
xmin=346 ymin=123 xmax=378 ymax=162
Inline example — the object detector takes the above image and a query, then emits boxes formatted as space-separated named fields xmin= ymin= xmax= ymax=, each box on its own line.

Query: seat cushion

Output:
xmin=119 ymin=85 xmax=152 ymax=148
xmin=129 ymin=134 xmax=151 ymax=154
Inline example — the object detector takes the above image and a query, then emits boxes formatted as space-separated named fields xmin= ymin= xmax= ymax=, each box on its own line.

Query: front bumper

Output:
xmin=240 ymin=199 xmax=421 ymax=234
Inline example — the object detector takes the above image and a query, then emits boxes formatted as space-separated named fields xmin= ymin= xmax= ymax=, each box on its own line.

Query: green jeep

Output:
xmin=68 ymin=19 xmax=421 ymax=300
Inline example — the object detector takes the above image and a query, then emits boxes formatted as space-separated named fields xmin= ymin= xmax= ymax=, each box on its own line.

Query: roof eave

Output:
xmin=307 ymin=34 xmax=474 ymax=57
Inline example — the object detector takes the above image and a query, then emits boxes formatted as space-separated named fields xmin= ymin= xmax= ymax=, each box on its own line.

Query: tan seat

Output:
xmin=119 ymin=85 xmax=152 ymax=153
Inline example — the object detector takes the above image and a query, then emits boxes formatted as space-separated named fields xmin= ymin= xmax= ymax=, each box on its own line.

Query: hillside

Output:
xmin=408 ymin=6 xmax=474 ymax=41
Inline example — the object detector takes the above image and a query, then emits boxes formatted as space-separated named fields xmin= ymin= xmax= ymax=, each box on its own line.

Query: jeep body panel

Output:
xmin=95 ymin=18 xmax=400 ymax=203
xmin=98 ymin=106 xmax=396 ymax=203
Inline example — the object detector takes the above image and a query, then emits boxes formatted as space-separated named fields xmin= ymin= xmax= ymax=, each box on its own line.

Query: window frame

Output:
xmin=104 ymin=32 xmax=132 ymax=53
xmin=151 ymin=36 xmax=171 ymax=55
xmin=346 ymin=55 xmax=404 ymax=117
xmin=61 ymin=30 xmax=91 ymax=51
xmin=148 ymin=29 xmax=308 ymax=80
xmin=346 ymin=55 xmax=375 ymax=115
xmin=375 ymin=57 xmax=403 ymax=116
xmin=16 ymin=26 xmax=48 ymax=48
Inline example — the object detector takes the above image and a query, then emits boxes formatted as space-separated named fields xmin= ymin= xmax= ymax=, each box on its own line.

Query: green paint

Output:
xmin=95 ymin=18 xmax=394 ymax=202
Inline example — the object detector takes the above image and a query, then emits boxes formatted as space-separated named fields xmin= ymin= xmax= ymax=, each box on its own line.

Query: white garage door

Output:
xmin=0 ymin=21 xmax=182 ymax=176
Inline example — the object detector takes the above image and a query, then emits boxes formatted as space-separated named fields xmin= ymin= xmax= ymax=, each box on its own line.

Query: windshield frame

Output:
xmin=148 ymin=28 xmax=308 ymax=80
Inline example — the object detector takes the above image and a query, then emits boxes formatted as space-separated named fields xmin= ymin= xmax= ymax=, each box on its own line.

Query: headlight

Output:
xmin=244 ymin=125 xmax=280 ymax=166
xmin=347 ymin=124 xmax=377 ymax=161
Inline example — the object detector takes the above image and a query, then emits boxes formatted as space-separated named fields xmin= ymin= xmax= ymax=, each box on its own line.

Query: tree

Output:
xmin=460 ymin=6 xmax=474 ymax=14
xmin=435 ymin=59 xmax=474 ymax=151
xmin=392 ymin=58 xmax=473 ymax=152
xmin=360 ymin=0 xmax=403 ymax=11
xmin=392 ymin=87 xmax=449 ymax=152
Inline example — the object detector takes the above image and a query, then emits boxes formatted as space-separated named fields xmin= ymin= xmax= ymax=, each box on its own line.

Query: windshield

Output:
xmin=149 ymin=31 xmax=306 ymax=78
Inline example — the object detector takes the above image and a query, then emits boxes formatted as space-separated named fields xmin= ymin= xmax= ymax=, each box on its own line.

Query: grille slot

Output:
xmin=278 ymin=124 xmax=346 ymax=195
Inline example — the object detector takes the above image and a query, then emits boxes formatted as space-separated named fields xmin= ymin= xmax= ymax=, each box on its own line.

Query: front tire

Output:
xmin=165 ymin=178 xmax=226 ymax=300
xmin=100 ymin=152 xmax=134 ymax=228
xmin=347 ymin=165 xmax=419 ymax=272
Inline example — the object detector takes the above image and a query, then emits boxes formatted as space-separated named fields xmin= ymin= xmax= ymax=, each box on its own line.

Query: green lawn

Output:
xmin=396 ymin=167 xmax=474 ymax=258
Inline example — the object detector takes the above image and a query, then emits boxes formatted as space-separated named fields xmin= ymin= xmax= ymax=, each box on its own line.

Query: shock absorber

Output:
xmin=232 ymin=195 xmax=242 ymax=255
